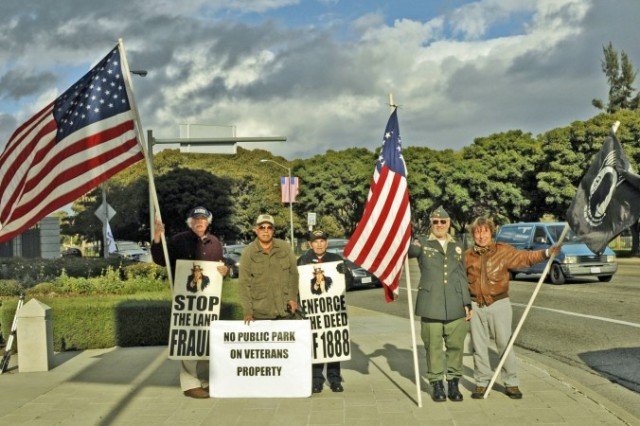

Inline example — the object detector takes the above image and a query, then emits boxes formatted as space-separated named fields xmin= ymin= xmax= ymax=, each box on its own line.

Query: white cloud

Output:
xmin=1 ymin=0 xmax=638 ymax=160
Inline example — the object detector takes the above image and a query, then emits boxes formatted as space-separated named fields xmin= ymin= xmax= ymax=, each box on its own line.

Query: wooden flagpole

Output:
xmin=388 ymin=92 xmax=422 ymax=407
xmin=483 ymin=223 xmax=569 ymax=398
xmin=118 ymin=38 xmax=173 ymax=286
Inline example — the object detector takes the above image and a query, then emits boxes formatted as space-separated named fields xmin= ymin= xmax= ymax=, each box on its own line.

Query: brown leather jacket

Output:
xmin=465 ymin=242 xmax=547 ymax=306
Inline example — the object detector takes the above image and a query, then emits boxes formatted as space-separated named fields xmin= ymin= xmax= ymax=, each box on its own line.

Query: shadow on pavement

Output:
xmin=579 ymin=347 xmax=640 ymax=393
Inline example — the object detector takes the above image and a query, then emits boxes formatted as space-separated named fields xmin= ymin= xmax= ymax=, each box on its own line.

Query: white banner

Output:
xmin=210 ymin=320 xmax=312 ymax=398
xmin=298 ymin=261 xmax=351 ymax=363
xmin=168 ymin=259 xmax=224 ymax=360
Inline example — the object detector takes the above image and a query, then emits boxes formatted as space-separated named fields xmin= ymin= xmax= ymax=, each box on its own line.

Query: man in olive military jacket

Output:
xmin=408 ymin=206 xmax=472 ymax=402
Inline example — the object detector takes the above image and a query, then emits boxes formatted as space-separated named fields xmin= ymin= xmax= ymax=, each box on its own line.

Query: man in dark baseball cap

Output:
xmin=297 ymin=229 xmax=345 ymax=393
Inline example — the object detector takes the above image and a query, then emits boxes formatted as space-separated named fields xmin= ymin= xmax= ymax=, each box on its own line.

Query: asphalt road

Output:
xmin=346 ymin=259 xmax=640 ymax=418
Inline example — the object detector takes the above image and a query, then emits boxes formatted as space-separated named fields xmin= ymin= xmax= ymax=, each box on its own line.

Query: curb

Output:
xmin=517 ymin=348 xmax=640 ymax=426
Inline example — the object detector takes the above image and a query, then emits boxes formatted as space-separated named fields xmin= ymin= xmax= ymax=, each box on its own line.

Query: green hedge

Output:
xmin=0 ymin=257 xmax=165 ymax=288
xmin=0 ymin=280 xmax=243 ymax=352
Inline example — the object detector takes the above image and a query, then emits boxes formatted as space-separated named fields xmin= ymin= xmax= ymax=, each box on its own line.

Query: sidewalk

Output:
xmin=0 ymin=306 xmax=637 ymax=425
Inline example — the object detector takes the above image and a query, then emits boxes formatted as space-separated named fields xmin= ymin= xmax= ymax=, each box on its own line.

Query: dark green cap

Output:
xmin=430 ymin=205 xmax=449 ymax=219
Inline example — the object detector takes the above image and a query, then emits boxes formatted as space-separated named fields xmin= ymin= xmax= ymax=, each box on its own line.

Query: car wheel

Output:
xmin=509 ymin=271 xmax=517 ymax=280
xmin=345 ymin=274 xmax=354 ymax=291
xmin=548 ymin=263 xmax=565 ymax=285
xmin=597 ymin=275 xmax=613 ymax=282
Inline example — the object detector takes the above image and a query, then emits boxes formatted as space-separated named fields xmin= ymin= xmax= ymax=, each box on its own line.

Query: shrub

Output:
xmin=1 ymin=280 xmax=243 ymax=351
xmin=0 ymin=257 xmax=135 ymax=287
xmin=0 ymin=279 xmax=23 ymax=297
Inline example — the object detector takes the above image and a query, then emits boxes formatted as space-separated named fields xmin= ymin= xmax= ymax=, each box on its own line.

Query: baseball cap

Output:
xmin=255 ymin=214 xmax=275 ymax=226
xmin=188 ymin=206 xmax=212 ymax=220
xmin=308 ymin=229 xmax=329 ymax=241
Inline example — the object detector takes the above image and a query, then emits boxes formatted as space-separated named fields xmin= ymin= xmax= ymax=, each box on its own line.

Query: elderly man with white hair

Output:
xmin=151 ymin=206 xmax=228 ymax=399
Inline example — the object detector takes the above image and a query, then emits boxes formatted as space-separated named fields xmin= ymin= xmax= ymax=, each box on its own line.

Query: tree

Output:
xmin=295 ymin=148 xmax=376 ymax=237
xmin=592 ymin=42 xmax=640 ymax=113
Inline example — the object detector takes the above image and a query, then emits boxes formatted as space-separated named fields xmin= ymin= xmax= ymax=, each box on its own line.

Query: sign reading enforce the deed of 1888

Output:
xmin=298 ymin=261 xmax=351 ymax=364
xmin=168 ymin=259 xmax=223 ymax=360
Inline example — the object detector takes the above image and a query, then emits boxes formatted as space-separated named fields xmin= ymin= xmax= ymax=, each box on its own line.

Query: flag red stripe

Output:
xmin=351 ymin=170 xmax=401 ymax=268
xmin=23 ymin=121 xmax=135 ymax=194
xmin=0 ymin=115 xmax=56 ymax=198
xmin=1 ymin=120 xmax=135 ymax=223
xmin=0 ymin=102 xmax=53 ymax=161
xmin=376 ymin=191 xmax=411 ymax=278
xmin=0 ymin=120 xmax=57 ymax=223
xmin=11 ymin=136 xmax=140 ymax=219
xmin=344 ymin=169 xmax=385 ymax=256
xmin=0 ymin=151 xmax=143 ymax=243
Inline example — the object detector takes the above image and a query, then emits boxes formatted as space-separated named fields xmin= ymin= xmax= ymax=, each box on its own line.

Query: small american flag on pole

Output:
xmin=281 ymin=176 xmax=300 ymax=203
xmin=344 ymin=108 xmax=411 ymax=302
xmin=0 ymin=45 xmax=143 ymax=243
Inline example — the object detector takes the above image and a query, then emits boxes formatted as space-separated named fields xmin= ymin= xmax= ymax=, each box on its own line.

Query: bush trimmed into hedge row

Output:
xmin=0 ymin=281 xmax=243 ymax=351
xmin=0 ymin=257 xmax=168 ymax=288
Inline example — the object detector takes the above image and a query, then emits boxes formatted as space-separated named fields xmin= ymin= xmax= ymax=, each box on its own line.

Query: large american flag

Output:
xmin=344 ymin=108 xmax=411 ymax=302
xmin=0 ymin=45 xmax=143 ymax=243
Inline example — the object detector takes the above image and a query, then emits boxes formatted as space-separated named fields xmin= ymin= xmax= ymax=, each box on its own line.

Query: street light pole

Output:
xmin=260 ymin=159 xmax=295 ymax=252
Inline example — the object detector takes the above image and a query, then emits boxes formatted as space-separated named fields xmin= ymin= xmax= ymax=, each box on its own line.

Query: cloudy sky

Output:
xmin=0 ymin=0 xmax=638 ymax=160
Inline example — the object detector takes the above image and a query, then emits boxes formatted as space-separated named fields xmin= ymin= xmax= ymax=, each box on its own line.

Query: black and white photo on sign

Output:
xmin=168 ymin=259 xmax=224 ymax=360
xmin=298 ymin=261 xmax=351 ymax=364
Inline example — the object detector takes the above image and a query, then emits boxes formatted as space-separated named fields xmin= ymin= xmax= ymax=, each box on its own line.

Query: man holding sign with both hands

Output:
xmin=151 ymin=206 xmax=228 ymax=399
xmin=297 ymin=229 xmax=345 ymax=394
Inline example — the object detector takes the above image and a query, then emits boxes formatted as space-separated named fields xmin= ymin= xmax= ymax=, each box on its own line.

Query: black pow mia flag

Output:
xmin=566 ymin=133 xmax=640 ymax=254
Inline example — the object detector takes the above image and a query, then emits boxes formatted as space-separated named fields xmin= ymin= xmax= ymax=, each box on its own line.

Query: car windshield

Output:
xmin=547 ymin=225 xmax=581 ymax=244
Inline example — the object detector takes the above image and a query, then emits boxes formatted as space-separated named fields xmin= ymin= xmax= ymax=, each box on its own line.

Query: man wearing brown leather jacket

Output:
xmin=465 ymin=216 xmax=559 ymax=400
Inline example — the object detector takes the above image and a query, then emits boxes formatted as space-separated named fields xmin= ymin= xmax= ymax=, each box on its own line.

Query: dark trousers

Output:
xmin=313 ymin=362 xmax=341 ymax=385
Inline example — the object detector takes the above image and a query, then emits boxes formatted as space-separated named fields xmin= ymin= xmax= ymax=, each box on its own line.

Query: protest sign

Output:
xmin=168 ymin=259 xmax=223 ymax=360
xmin=210 ymin=320 xmax=312 ymax=397
xmin=298 ymin=261 xmax=351 ymax=363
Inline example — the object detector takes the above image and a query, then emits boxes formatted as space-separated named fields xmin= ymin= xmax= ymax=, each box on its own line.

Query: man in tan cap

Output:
xmin=239 ymin=214 xmax=299 ymax=323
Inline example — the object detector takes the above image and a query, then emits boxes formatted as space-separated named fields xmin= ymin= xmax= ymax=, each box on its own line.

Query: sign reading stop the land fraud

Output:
xmin=298 ymin=261 xmax=351 ymax=363
xmin=168 ymin=259 xmax=223 ymax=359
xmin=210 ymin=320 xmax=312 ymax=397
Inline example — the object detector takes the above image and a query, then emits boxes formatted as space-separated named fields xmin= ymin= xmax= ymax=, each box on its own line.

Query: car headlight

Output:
xmin=606 ymin=255 xmax=616 ymax=263
xmin=563 ymin=256 xmax=578 ymax=264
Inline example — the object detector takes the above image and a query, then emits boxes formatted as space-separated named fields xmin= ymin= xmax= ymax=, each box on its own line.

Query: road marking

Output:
xmin=511 ymin=303 xmax=640 ymax=328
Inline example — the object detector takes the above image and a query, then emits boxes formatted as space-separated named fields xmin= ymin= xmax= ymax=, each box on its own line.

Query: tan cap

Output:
xmin=255 ymin=214 xmax=275 ymax=226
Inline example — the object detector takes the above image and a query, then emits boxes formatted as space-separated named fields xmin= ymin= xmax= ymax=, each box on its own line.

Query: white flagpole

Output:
xmin=484 ymin=223 xmax=569 ymax=398
xmin=117 ymin=38 xmax=173 ymax=286
xmin=404 ymin=257 xmax=423 ymax=407
xmin=388 ymin=92 xmax=422 ymax=407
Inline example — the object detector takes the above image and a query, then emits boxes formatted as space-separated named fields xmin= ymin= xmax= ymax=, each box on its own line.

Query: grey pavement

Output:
xmin=1 ymin=305 xmax=638 ymax=425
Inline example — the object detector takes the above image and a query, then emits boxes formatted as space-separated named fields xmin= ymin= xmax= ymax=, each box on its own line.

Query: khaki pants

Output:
xmin=180 ymin=360 xmax=209 ymax=391
xmin=420 ymin=316 xmax=469 ymax=382
xmin=470 ymin=298 xmax=518 ymax=387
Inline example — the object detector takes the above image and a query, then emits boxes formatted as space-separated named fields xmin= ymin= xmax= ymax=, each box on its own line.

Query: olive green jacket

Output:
xmin=408 ymin=234 xmax=471 ymax=321
xmin=239 ymin=238 xmax=299 ymax=319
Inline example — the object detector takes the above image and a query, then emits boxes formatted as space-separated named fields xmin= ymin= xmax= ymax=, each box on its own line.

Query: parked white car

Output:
xmin=113 ymin=240 xmax=150 ymax=262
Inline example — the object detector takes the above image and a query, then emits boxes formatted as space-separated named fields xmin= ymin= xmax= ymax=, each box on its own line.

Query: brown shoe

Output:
xmin=505 ymin=386 xmax=523 ymax=399
xmin=471 ymin=386 xmax=486 ymax=399
xmin=183 ymin=387 xmax=209 ymax=399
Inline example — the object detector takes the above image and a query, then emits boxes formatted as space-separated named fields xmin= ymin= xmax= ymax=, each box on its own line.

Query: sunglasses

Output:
xmin=431 ymin=219 xmax=448 ymax=225
xmin=258 ymin=225 xmax=274 ymax=231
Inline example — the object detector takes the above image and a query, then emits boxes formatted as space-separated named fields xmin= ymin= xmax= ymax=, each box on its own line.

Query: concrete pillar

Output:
xmin=16 ymin=299 xmax=54 ymax=372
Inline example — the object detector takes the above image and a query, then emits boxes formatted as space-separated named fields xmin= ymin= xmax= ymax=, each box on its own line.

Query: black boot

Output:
xmin=447 ymin=378 xmax=463 ymax=401
xmin=431 ymin=381 xmax=446 ymax=402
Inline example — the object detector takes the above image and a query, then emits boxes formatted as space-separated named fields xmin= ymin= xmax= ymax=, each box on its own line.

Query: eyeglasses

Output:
xmin=258 ymin=225 xmax=274 ymax=231
xmin=431 ymin=219 xmax=448 ymax=225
